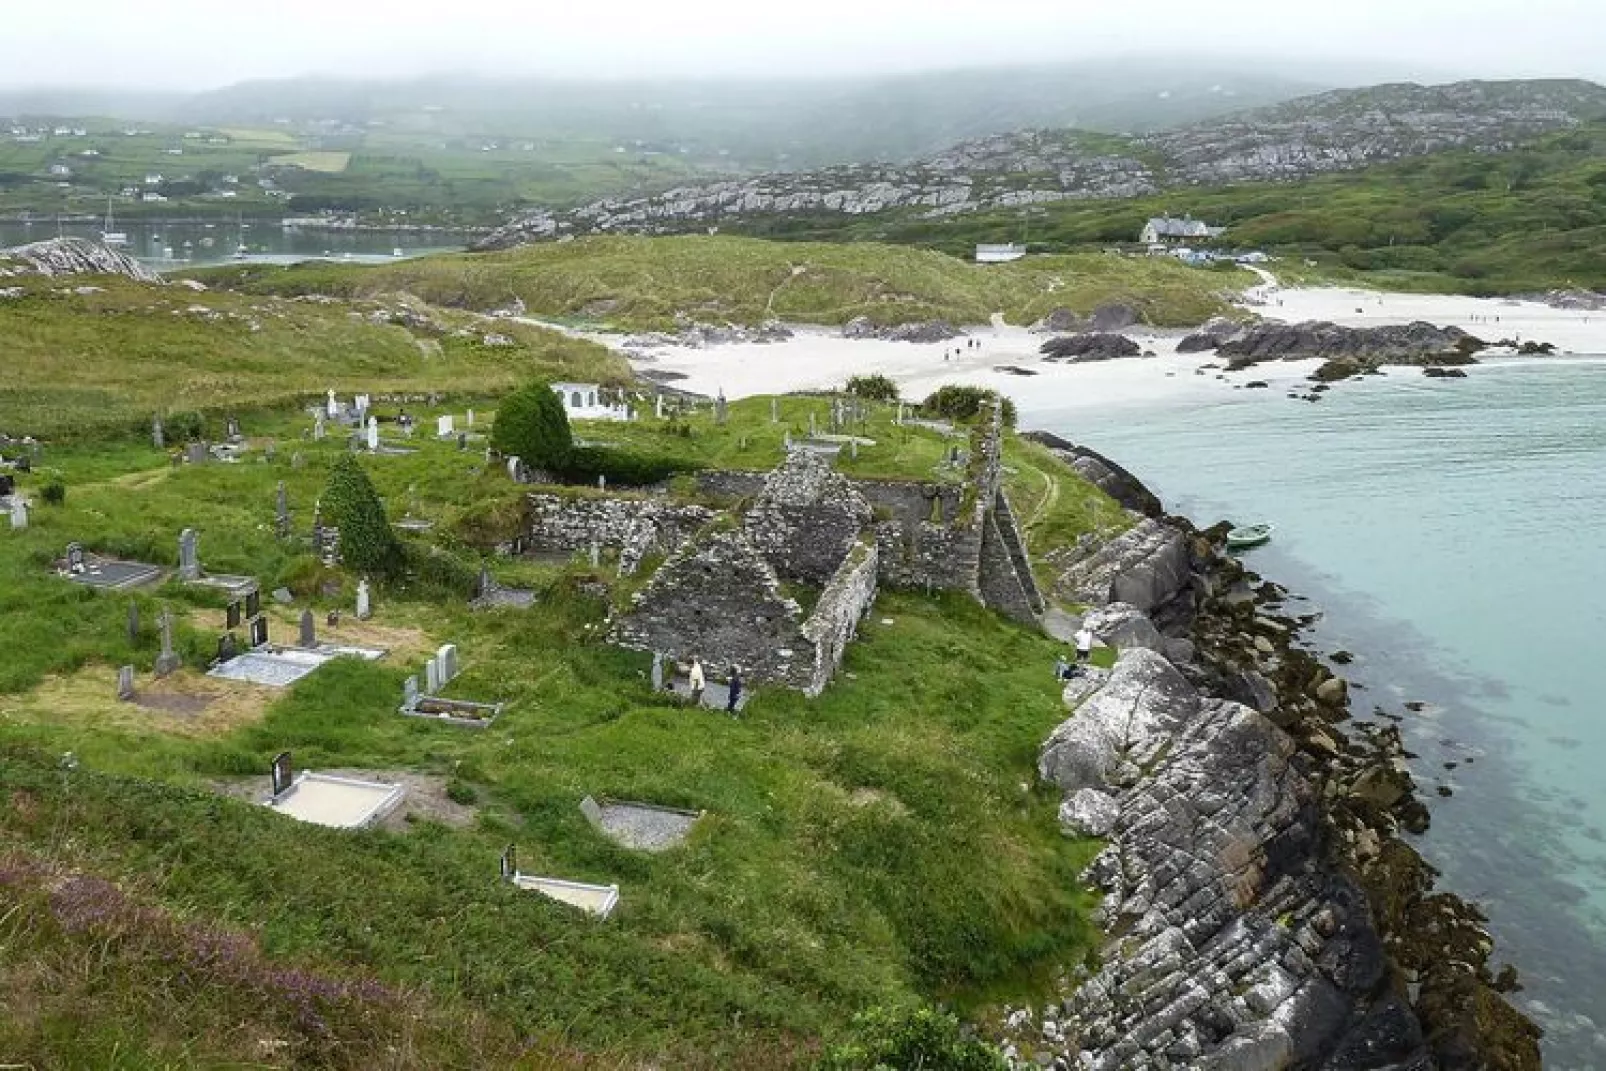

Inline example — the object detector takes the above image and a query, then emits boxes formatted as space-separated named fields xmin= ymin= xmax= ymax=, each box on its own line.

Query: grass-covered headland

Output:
xmin=0 ymin=297 xmax=1127 ymax=1069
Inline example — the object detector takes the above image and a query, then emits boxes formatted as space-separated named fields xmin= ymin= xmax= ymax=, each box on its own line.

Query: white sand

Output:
xmin=542 ymin=273 xmax=1606 ymax=410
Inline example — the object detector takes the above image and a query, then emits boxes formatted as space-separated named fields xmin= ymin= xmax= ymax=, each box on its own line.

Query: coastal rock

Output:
xmin=1088 ymin=302 xmax=1142 ymax=332
xmin=842 ymin=317 xmax=961 ymax=343
xmin=0 ymin=237 xmax=158 ymax=283
xmin=1033 ymin=307 xmax=1084 ymax=333
xmin=1050 ymin=517 xmax=1192 ymax=613
xmin=1177 ymin=316 xmax=1246 ymax=353
xmin=1423 ymin=367 xmax=1469 ymax=379
xmin=1040 ymin=332 xmax=1142 ymax=362
xmin=1080 ymin=602 xmax=1166 ymax=653
xmin=1219 ymin=320 xmax=1485 ymax=371
xmin=1038 ymin=649 xmax=1198 ymax=795
xmin=1059 ymin=788 xmax=1121 ymax=837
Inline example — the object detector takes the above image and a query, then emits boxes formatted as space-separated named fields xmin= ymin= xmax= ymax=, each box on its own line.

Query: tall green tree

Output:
xmin=491 ymin=381 xmax=573 ymax=471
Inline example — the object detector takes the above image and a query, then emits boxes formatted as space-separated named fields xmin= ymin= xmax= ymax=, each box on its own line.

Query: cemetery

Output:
xmin=0 ymin=364 xmax=1129 ymax=1068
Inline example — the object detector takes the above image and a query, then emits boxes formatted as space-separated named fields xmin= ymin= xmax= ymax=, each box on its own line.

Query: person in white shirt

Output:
xmin=688 ymin=656 xmax=706 ymax=707
xmin=1074 ymin=625 xmax=1096 ymax=664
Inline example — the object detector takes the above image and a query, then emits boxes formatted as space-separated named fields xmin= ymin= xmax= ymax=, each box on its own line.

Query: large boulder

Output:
xmin=1089 ymin=302 xmax=1142 ymax=331
xmin=1020 ymin=434 xmax=1164 ymax=518
xmin=0 ymin=237 xmax=158 ymax=283
xmin=1177 ymin=316 xmax=1245 ymax=353
xmin=1051 ymin=517 xmax=1192 ymax=613
xmin=1038 ymin=649 xmax=1198 ymax=795
xmin=1081 ymin=602 xmax=1166 ymax=653
xmin=1218 ymin=320 xmax=1486 ymax=371
xmin=842 ymin=317 xmax=960 ymax=343
xmin=1040 ymin=332 xmax=1142 ymax=362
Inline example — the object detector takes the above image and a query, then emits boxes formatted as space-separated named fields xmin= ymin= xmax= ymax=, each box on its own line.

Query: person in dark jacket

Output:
xmin=726 ymin=666 xmax=744 ymax=715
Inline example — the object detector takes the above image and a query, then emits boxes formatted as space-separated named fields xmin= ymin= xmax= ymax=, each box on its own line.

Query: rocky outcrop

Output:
xmin=1048 ymin=517 xmax=1193 ymax=615
xmin=842 ymin=317 xmax=961 ymax=343
xmin=1177 ymin=316 xmax=1246 ymax=353
xmin=1040 ymin=333 xmax=1142 ymax=362
xmin=1023 ymin=435 xmax=1165 ymax=520
xmin=1219 ymin=320 xmax=1486 ymax=374
xmin=0 ymin=237 xmax=158 ymax=282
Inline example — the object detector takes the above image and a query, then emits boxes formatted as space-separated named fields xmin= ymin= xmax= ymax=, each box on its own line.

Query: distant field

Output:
xmin=220 ymin=126 xmax=301 ymax=147
xmin=270 ymin=150 xmax=353 ymax=173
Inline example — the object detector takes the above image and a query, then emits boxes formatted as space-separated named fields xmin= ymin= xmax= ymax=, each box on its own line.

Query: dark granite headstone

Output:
xmin=226 ymin=601 xmax=242 ymax=629
xmin=270 ymin=751 xmax=294 ymax=798
xmin=126 ymin=600 xmax=140 ymax=644
xmin=499 ymin=844 xmax=518 ymax=882
xmin=245 ymin=589 xmax=261 ymax=619
xmin=248 ymin=616 xmax=268 ymax=649
xmin=65 ymin=542 xmax=85 ymax=573
xmin=298 ymin=609 xmax=316 ymax=648
xmin=217 ymin=632 xmax=238 ymax=663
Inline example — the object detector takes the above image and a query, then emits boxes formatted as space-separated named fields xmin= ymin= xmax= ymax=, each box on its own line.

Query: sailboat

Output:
xmin=101 ymin=197 xmax=128 ymax=248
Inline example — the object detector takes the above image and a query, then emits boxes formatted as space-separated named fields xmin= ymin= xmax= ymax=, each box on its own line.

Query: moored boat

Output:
xmin=1226 ymin=523 xmax=1274 ymax=549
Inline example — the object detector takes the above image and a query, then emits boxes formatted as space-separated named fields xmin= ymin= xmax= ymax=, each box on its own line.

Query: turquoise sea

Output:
xmin=1025 ymin=357 xmax=1606 ymax=1065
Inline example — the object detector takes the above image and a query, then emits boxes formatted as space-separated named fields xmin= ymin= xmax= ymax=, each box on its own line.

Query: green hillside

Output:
xmin=188 ymin=235 xmax=1252 ymax=330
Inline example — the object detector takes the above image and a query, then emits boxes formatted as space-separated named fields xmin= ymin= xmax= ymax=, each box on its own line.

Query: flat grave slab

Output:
xmin=186 ymin=573 xmax=258 ymax=598
xmin=582 ymin=795 xmax=701 ymax=852
xmin=64 ymin=558 xmax=164 ymax=591
xmin=266 ymin=772 xmax=405 ymax=830
xmin=511 ymin=875 xmax=621 ymax=918
xmin=400 ymin=694 xmax=504 ymax=728
xmin=393 ymin=518 xmax=435 ymax=533
xmin=209 ymin=644 xmax=386 ymax=688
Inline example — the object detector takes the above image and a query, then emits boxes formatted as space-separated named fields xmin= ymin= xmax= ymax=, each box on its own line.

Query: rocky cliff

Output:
xmin=994 ymin=444 xmax=1541 ymax=1069
xmin=479 ymin=79 xmax=1606 ymax=249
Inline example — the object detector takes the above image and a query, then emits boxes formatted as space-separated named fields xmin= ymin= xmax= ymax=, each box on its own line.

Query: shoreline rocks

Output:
xmin=994 ymin=445 xmax=1541 ymax=1069
xmin=0 ymin=236 xmax=158 ymax=283
xmin=1040 ymin=332 xmax=1143 ymax=362
xmin=842 ymin=316 xmax=961 ymax=343
xmin=1218 ymin=320 xmax=1488 ymax=380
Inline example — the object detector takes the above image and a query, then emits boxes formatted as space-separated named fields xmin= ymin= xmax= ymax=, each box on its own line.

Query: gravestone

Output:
xmin=850 ymin=438 xmax=859 ymax=460
xmin=326 ymin=389 xmax=339 ymax=419
xmin=478 ymin=565 xmax=492 ymax=599
xmin=439 ymin=644 xmax=460 ymax=684
xmin=580 ymin=795 xmax=605 ymax=828
xmin=177 ymin=529 xmax=200 ymax=581
xmin=65 ymin=542 xmax=85 ymax=573
xmin=589 ymin=541 xmax=601 ymax=568
xmin=499 ymin=844 xmax=518 ymax=882
xmin=783 ymin=430 xmax=792 ymax=449
xmin=247 ymin=615 xmax=269 ymax=649
xmin=154 ymin=608 xmax=181 ymax=677
xmin=356 ymin=578 xmax=372 ymax=620
xmin=808 ymin=412 xmax=817 ymax=437
xmin=217 ymin=632 xmax=238 ymax=663
xmin=291 ymin=450 xmax=306 ymax=469
xmin=9 ymin=496 xmax=26 ymax=530
xmin=152 ymin=416 xmax=164 ymax=449
xmin=437 ymin=415 xmax=454 ymax=437
xmin=275 ymin=482 xmax=290 ymax=537
xmin=650 ymin=651 xmax=664 ymax=691
xmin=226 ymin=600 xmax=242 ymax=630
xmin=506 ymin=456 xmax=523 ymax=483
xmin=0 ymin=474 xmax=11 ymax=498
xmin=185 ymin=442 xmax=207 ymax=465
xmin=365 ymin=417 xmax=379 ymax=452
xmin=770 ymin=397 xmax=778 ymax=423
xmin=117 ymin=665 xmax=135 ymax=701
xmin=655 ymin=394 xmax=665 ymax=419
xmin=313 ymin=413 xmax=326 ymax=441
xmin=271 ymin=751 xmax=295 ymax=798
xmin=424 ymin=656 xmax=442 ymax=694
xmin=466 ymin=409 xmax=475 ymax=428
xmin=355 ymin=393 xmax=370 ymax=415
xmin=597 ymin=474 xmax=606 ymax=491
xmin=226 ymin=417 xmax=241 ymax=442
xmin=896 ymin=402 xmax=906 ymax=425
xmin=126 ymin=600 xmax=140 ymax=644
xmin=715 ymin=390 xmax=728 ymax=426
xmin=272 ymin=586 xmax=295 ymax=605
xmin=402 ymin=675 xmax=419 ymax=708
xmin=245 ymin=589 xmax=260 ymax=619
xmin=299 ymin=609 xmax=316 ymax=648
xmin=457 ymin=432 xmax=467 ymax=451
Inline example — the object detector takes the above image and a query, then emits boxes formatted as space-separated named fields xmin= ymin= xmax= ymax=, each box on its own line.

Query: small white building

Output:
xmin=552 ymin=383 xmax=632 ymax=422
xmin=975 ymin=243 xmax=1027 ymax=264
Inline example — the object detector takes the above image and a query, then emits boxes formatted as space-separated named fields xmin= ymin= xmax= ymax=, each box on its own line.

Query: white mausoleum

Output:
xmin=552 ymin=383 xmax=633 ymax=422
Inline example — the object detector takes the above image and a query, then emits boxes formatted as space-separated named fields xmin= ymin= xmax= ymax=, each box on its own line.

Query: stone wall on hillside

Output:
xmin=526 ymin=493 xmax=714 ymax=571
xmin=798 ymin=541 xmax=879 ymax=696
xmin=695 ymin=470 xmax=769 ymax=501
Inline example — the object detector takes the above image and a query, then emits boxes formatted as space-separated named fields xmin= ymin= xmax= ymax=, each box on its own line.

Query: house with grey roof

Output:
xmin=1140 ymin=216 xmax=1225 ymax=245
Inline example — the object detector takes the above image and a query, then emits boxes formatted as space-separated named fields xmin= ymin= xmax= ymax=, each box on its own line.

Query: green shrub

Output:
xmin=322 ymin=455 xmax=401 ymax=577
xmin=490 ymin=381 xmax=573 ymax=471
xmin=922 ymin=387 xmax=1017 ymax=428
xmin=819 ymin=1006 xmax=1005 ymax=1071
xmin=165 ymin=411 xmax=205 ymax=442
xmin=445 ymin=779 xmax=477 ymax=806
xmin=846 ymin=374 xmax=900 ymax=403
xmin=40 ymin=479 xmax=66 ymax=506
xmin=404 ymin=544 xmax=479 ymax=599
xmin=559 ymin=445 xmax=696 ymax=488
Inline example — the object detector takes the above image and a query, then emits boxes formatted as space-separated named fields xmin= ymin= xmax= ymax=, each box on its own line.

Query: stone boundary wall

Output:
xmin=695 ymin=470 xmax=769 ymax=501
xmin=526 ymin=493 xmax=713 ymax=561
xmin=799 ymin=541 xmax=879 ymax=697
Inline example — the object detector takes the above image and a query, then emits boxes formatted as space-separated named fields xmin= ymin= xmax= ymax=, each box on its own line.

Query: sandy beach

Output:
xmin=554 ymin=273 xmax=1606 ymax=407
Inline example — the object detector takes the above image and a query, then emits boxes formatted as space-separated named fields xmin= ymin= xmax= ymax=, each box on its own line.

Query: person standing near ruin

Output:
xmin=726 ymin=666 xmax=744 ymax=715
xmin=688 ymin=656 xmax=706 ymax=707
xmin=1074 ymin=624 xmax=1096 ymax=665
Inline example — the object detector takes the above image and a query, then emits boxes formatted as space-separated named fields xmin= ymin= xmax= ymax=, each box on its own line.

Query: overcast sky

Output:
xmin=3 ymin=0 xmax=1602 ymax=88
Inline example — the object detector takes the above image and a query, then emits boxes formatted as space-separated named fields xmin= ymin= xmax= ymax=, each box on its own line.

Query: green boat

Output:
xmin=1226 ymin=524 xmax=1274 ymax=550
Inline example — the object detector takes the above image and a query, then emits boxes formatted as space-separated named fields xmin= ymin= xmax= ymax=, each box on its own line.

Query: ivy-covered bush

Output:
xmin=922 ymin=386 xmax=1017 ymax=428
xmin=490 ymin=381 xmax=573 ymax=471
xmin=846 ymin=374 xmax=900 ymax=403
xmin=322 ymin=455 xmax=400 ymax=576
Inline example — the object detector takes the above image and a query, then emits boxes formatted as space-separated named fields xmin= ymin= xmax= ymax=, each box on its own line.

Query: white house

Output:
xmin=975 ymin=243 xmax=1027 ymax=264
xmin=1140 ymin=216 xmax=1225 ymax=245
xmin=552 ymin=383 xmax=633 ymax=422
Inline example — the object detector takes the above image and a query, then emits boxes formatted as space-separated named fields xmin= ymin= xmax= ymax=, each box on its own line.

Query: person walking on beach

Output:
xmin=726 ymin=666 xmax=744 ymax=715
xmin=1074 ymin=624 xmax=1095 ymax=665
xmin=688 ymin=656 xmax=706 ymax=707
